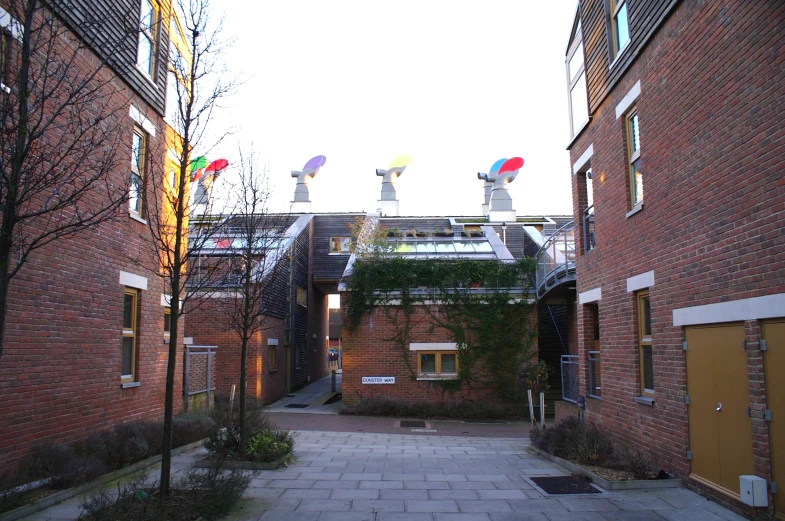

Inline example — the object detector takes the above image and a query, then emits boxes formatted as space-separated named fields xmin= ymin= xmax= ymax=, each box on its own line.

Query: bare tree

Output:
xmin=0 ymin=0 xmax=136 ymax=366
xmin=215 ymin=149 xmax=289 ymax=451
xmin=140 ymin=0 xmax=238 ymax=495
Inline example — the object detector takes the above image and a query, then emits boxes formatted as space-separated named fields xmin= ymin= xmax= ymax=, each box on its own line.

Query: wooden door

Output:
xmin=763 ymin=320 xmax=785 ymax=519
xmin=686 ymin=324 xmax=754 ymax=497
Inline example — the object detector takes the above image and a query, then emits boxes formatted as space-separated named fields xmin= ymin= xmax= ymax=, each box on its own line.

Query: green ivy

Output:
xmin=345 ymin=258 xmax=547 ymax=402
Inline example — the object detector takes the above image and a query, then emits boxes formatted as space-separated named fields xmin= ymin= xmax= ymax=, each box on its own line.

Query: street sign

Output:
xmin=361 ymin=376 xmax=395 ymax=384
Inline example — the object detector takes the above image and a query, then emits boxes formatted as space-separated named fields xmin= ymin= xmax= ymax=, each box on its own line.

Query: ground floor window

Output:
xmin=122 ymin=288 xmax=139 ymax=382
xmin=637 ymin=290 xmax=653 ymax=396
xmin=417 ymin=351 xmax=458 ymax=378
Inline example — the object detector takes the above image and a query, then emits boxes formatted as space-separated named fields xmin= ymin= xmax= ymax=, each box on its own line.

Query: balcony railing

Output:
xmin=588 ymin=350 xmax=601 ymax=399
xmin=536 ymin=221 xmax=576 ymax=297
xmin=560 ymin=354 xmax=580 ymax=403
xmin=583 ymin=205 xmax=595 ymax=252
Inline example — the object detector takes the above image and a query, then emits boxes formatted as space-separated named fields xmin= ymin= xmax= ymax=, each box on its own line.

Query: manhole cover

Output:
xmin=285 ymin=403 xmax=309 ymax=408
xmin=462 ymin=420 xmax=508 ymax=424
xmin=530 ymin=476 xmax=600 ymax=495
xmin=400 ymin=420 xmax=426 ymax=428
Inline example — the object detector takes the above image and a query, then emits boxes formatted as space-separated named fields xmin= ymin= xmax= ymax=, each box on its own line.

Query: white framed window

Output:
xmin=626 ymin=109 xmax=642 ymax=207
xmin=137 ymin=0 xmax=158 ymax=78
xmin=130 ymin=127 xmax=147 ymax=215
xmin=610 ymin=0 xmax=630 ymax=60
xmin=566 ymin=21 xmax=588 ymax=137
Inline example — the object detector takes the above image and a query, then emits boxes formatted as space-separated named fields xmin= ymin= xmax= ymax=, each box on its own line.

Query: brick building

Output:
xmin=565 ymin=0 xmax=784 ymax=517
xmin=0 ymin=0 xmax=190 ymax=471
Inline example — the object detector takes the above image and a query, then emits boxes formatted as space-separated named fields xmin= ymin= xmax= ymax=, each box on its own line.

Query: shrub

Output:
xmin=531 ymin=416 xmax=613 ymax=466
xmin=206 ymin=393 xmax=277 ymax=454
xmin=245 ymin=430 xmax=295 ymax=464
xmin=616 ymin=444 xmax=655 ymax=479
xmin=22 ymin=444 xmax=107 ymax=490
xmin=341 ymin=396 xmax=523 ymax=420
xmin=80 ymin=463 xmax=250 ymax=521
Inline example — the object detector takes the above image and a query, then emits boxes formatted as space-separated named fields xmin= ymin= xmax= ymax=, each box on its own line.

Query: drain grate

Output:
xmin=530 ymin=476 xmax=600 ymax=495
xmin=400 ymin=420 xmax=427 ymax=428
xmin=285 ymin=403 xmax=309 ymax=408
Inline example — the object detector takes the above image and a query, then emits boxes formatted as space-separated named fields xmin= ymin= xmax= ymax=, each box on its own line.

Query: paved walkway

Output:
xmin=264 ymin=372 xmax=343 ymax=415
xmin=20 ymin=429 xmax=745 ymax=521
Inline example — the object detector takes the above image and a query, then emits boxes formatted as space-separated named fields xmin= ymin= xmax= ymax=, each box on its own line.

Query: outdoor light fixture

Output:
xmin=501 ymin=222 xmax=507 ymax=246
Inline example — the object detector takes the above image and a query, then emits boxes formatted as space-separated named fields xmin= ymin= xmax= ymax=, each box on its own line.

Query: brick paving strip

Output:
xmin=20 ymin=417 xmax=747 ymax=521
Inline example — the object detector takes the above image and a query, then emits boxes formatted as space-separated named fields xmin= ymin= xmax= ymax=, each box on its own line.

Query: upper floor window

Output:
xmin=637 ymin=290 xmax=653 ymax=396
xmin=130 ymin=127 xmax=146 ymax=215
xmin=0 ymin=28 xmax=13 ymax=91
xmin=329 ymin=237 xmax=351 ymax=254
xmin=610 ymin=0 xmax=630 ymax=60
xmin=122 ymin=288 xmax=139 ymax=382
xmin=626 ymin=109 xmax=642 ymax=207
xmin=567 ymin=21 xmax=588 ymax=137
xmin=137 ymin=0 xmax=158 ymax=78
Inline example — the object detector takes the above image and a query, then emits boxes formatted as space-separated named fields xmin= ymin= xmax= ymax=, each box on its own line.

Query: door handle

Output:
xmin=716 ymin=403 xmax=722 ymax=411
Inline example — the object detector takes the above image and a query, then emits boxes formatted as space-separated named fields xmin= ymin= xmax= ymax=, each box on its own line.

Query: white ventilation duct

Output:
xmin=375 ymin=155 xmax=410 ymax=216
xmin=291 ymin=155 xmax=326 ymax=212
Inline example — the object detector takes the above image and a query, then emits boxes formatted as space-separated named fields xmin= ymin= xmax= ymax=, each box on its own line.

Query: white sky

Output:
xmin=210 ymin=1 xmax=578 ymax=218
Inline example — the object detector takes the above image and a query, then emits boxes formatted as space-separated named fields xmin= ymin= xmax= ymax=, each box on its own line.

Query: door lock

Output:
xmin=716 ymin=403 xmax=722 ymax=411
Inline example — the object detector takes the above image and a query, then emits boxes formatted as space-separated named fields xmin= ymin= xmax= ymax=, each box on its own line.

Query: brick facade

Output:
xmin=184 ymin=297 xmax=287 ymax=405
xmin=568 ymin=1 xmax=784 ymax=517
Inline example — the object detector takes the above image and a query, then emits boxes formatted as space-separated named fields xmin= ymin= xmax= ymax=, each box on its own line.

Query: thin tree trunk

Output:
xmin=239 ymin=331 xmax=248 ymax=451
xmin=160 ymin=300 xmax=179 ymax=495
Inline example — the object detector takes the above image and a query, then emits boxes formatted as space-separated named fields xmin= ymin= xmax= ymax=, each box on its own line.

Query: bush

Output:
xmin=206 ymin=393 xmax=278 ymax=454
xmin=616 ymin=444 xmax=655 ymax=479
xmin=341 ymin=396 xmax=523 ymax=420
xmin=22 ymin=444 xmax=107 ymax=490
xmin=245 ymin=430 xmax=295 ymax=464
xmin=531 ymin=416 xmax=613 ymax=466
xmin=80 ymin=463 xmax=250 ymax=521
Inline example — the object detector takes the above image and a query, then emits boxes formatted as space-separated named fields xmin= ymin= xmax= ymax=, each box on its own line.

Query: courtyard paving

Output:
xmin=20 ymin=428 xmax=746 ymax=521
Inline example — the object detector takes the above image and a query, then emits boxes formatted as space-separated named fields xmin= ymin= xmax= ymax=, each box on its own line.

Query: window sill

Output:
xmin=635 ymin=395 xmax=654 ymax=406
xmin=609 ymin=40 xmax=631 ymax=70
xmin=268 ymin=368 xmax=278 ymax=373
xmin=566 ymin=116 xmax=593 ymax=150
xmin=129 ymin=211 xmax=147 ymax=225
xmin=135 ymin=64 xmax=159 ymax=88
xmin=121 ymin=381 xmax=141 ymax=389
xmin=416 ymin=376 xmax=458 ymax=381
xmin=328 ymin=252 xmax=351 ymax=256
xmin=626 ymin=203 xmax=644 ymax=219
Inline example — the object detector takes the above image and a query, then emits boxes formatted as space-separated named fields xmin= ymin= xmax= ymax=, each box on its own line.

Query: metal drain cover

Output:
xmin=285 ymin=403 xmax=309 ymax=408
xmin=530 ymin=476 xmax=600 ymax=495
xmin=400 ymin=420 xmax=427 ymax=428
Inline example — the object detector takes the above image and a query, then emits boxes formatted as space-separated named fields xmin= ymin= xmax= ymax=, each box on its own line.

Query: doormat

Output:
xmin=530 ymin=476 xmax=600 ymax=495
xmin=284 ymin=404 xmax=309 ymax=408
xmin=400 ymin=420 xmax=427 ymax=428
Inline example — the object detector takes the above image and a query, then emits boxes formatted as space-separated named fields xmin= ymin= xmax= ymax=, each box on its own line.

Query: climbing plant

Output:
xmin=345 ymin=256 xmax=548 ymax=403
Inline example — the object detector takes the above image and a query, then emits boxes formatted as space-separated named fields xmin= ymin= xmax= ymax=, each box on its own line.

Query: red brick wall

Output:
xmin=342 ymin=304 xmax=537 ymax=407
xmin=569 ymin=1 xmax=784 ymax=516
xmin=184 ymin=297 xmax=287 ymax=405
xmin=0 ymin=103 xmax=181 ymax=471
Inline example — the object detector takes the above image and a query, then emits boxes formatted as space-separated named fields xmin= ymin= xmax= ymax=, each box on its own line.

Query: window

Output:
xmin=582 ymin=170 xmax=596 ymax=252
xmin=137 ymin=0 xmax=158 ymax=77
xmin=163 ymin=307 xmax=171 ymax=342
xmin=130 ymin=128 xmax=146 ymax=215
xmin=626 ymin=110 xmax=643 ymax=207
xmin=268 ymin=346 xmax=276 ymax=369
xmin=296 ymin=285 xmax=307 ymax=307
xmin=566 ymin=21 xmax=588 ymax=137
xmin=637 ymin=290 xmax=653 ymax=396
xmin=329 ymin=237 xmax=351 ymax=254
xmin=417 ymin=352 xmax=458 ymax=379
xmin=122 ymin=289 xmax=139 ymax=382
xmin=0 ymin=28 xmax=13 ymax=91
xmin=587 ymin=304 xmax=601 ymax=398
xmin=610 ymin=0 xmax=630 ymax=60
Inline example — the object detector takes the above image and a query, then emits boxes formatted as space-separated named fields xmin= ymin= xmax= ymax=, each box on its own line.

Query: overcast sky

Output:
xmin=210 ymin=1 xmax=578 ymax=217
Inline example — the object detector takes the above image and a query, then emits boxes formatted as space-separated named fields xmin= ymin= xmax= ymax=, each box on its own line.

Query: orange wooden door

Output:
xmin=763 ymin=320 xmax=785 ymax=519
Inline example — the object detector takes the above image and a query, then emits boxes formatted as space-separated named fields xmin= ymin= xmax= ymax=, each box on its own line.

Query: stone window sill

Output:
xmin=417 ymin=377 xmax=458 ymax=381
xmin=268 ymin=368 xmax=278 ymax=373
xmin=121 ymin=381 xmax=141 ymax=389
xmin=635 ymin=395 xmax=654 ymax=406
xmin=129 ymin=211 xmax=147 ymax=225
xmin=626 ymin=203 xmax=644 ymax=219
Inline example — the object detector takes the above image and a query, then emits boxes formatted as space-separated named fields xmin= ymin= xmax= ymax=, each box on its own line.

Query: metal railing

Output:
xmin=536 ymin=221 xmax=576 ymax=296
xmin=588 ymin=350 xmax=601 ymax=399
xmin=583 ymin=205 xmax=595 ymax=252
xmin=560 ymin=354 xmax=580 ymax=403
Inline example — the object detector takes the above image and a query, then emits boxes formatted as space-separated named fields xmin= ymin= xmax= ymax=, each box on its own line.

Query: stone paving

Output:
xmin=237 ymin=431 xmax=746 ymax=521
xmin=20 ymin=418 xmax=748 ymax=521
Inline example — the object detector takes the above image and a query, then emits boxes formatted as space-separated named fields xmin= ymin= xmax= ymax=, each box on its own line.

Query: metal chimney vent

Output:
xmin=376 ymin=155 xmax=410 ymax=216
xmin=484 ymin=157 xmax=523 ymax=222
xmin=477 ymin=158 xmax=507 ymax=217
xmin=291 ymin=155 xmax=326 ymax=212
